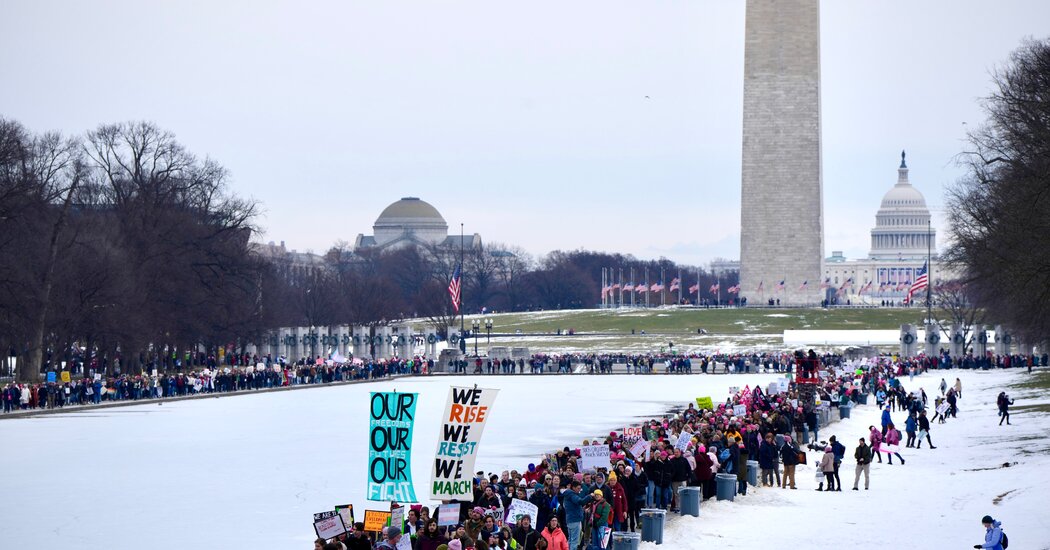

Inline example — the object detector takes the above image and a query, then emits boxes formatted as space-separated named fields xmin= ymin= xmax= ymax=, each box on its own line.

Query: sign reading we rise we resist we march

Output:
xmin=431 ymin=386 xmax=500 ymax=500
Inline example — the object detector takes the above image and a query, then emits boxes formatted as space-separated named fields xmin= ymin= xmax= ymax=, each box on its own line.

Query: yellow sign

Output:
xmin=695 ymin=396 xmax=714 ymax=411
xmin=60 ymin=371 xmax=71 ymax=383
xmin=363 ymin=510 xmax=391 ymax=532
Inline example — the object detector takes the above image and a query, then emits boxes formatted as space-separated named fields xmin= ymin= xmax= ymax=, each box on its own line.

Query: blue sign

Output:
xmin=368 ymin=392 xmax=418 ymax=502
xmin=46 ymin=371 xmax=56 ymax=383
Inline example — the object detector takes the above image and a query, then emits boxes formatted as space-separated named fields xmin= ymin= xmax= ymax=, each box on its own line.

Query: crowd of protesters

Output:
xmin=317 ymin=353 xmax=966 ymax=550
xmin=1 ymin=355 xmax=430 ymax=413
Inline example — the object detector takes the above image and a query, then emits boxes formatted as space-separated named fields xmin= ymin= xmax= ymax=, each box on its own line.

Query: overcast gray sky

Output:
xmin=2 ymin=1 xmax=1047 ymax=266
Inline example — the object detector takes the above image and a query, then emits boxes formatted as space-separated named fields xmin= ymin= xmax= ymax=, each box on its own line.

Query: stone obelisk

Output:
xmin=739 ymin=0 xmax=823 ymax=306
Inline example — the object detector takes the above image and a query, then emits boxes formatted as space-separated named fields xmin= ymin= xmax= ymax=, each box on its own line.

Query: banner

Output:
xmin=335 ymin=504 xmax=354 ymax=532
xmin=313 ymin=510 xmax=347 ymax=539
xmin=507 ymin=499 xmax=538 ymax=526
xmin=368 ymin=392 xmax=419 ymax=502
xmin=431 ymin=386 xmax=500 ymax=500
xmin=695 ymin=396 xmax=714 ymax=411
xmin=579 ymin=444 xmax=611 ymax=471
xmin=363 ymin=510 xmax=391 ymax=533
xmin=437 ymin=503 xmax=460 ymax=526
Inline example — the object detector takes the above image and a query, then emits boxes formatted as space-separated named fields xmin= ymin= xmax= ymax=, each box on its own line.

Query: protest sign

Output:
xmin=431 ymin=386 xmax=500 ymax=500
xmin=93 ymin=373 xmax=101 ymax=381
xmin=368 ymin=391 xmax=418 ymax=502
xmin=675 ymin=432 xmax=692 ymax=452
xmin=313 ymin=510 xmax=346 ymax=539
xmin=389 ymin=507 xmax=404 ymax=531
xmin=335 ymin=504 xmax=354 ymax=532
xmin=507 ymin=499 xmax=539 ymax=526
xmin=622 ymin=426 xmax=643 ymax=440
xmin=396 ymin=535 xmax=412 ymax=550
xmin=732 ymin=404 xmax=747 ymax=417
xmin=579 ymin=444 xmax=611 ymax=471
xmin=628 ymin=438 xmax=649 ymax=460
xmin=60 ymin=371 xmax=71 ymax=383
xmin=437 ymin=503 xmax=460 ymax=526
xmin=47 ymin=372 xmax=56 ymax=383
xmin=936 ymin=403 xmax=949 ymax=415
xmin=728 ymin=386 xmax=739 ymax=395
xmin=695 ymin=396 xmax=714 ymax=411
xmin=363 ymin=510 xmax=391 ymax=533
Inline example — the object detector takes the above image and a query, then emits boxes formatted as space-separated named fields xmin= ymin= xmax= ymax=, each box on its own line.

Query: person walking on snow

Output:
xmin=817 ymin=446 xmax=836 ymax=491
xmin=852 ymin=437 xmax=872 ymax=490
xmin=997 ymin=392 xmax=1015 ymax=426
xmin=973 ymin=515 xmax=1005 ymax=549
xmin=881 ymin=406 xmax=893 ymax=436
xmin=869 ymin=426 xmax=884 ymax=463
xmin=917 ymin=410 xmax=936 ymax=449
xmin=883 ymin=423 xmax=905 ymax=465
xmin=955 ymin=378 xmax=963 ymax=399
xmin=939 ymin=378 xmax=947 ymax=396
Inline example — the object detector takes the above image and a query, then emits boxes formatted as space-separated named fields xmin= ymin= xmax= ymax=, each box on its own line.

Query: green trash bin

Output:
xmin=746 ymin=460 xmax=759 ymax=486
xmin=715 ymin=473 xmax=736 ymax=501
xmin=678 ymin=486 xmax=701 ymax=517
xmin=610 ymin=531 xmax=641 ymax=550
xmin=639 ymin=508 xmax=666 ymax=545
xmin=839 ymin=405 xmax=851 ymax=420
xmin=859 ymin=393 xmax=869 ymax=405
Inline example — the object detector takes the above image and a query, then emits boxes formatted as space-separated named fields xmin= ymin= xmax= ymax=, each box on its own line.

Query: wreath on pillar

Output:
xmin=902 ymin=333 xmax=916 ymax=345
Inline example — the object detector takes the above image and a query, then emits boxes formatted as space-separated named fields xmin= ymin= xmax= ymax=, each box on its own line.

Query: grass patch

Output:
xmin=1013 ymin=403 xmax=1050 ymax=414
xmin=484 ymin=308 xmax=923 ymax=335
xmin=1011 ymin=371 xmax=1050 ymax=392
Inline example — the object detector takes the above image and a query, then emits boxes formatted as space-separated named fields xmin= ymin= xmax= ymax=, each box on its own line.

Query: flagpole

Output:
xmin=619 ymin=267 xmax=623 ymax=309
xmin=645 ymin=267 xmax=649 ymax=308
xmin=677 ymin=268 xmax=682 ymax=304
xmin=660 ymin=268 xmax=665 ymax=306
xmin=926 ymin=220 xmax=932 ymax=324
xmin=459 ymin=223 xmax=466 ymax=355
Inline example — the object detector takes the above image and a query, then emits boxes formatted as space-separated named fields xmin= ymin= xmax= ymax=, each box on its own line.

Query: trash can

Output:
xmin=746 ymin=460 xmax=759 ymax=486
xmin=859 ymin=393 xmax=869 ymax=405
xmin=678 ymin=486 xmax=701 ymax=517
xmin=639 ymin=508 xmax=666 ymax=545
xmin=715 ymin=473 xmax=736 ymax=501
xmin=610 ymin=531 xmax=641 ymax=550
xmin=801 ymin=429 xmax=810 ymax=444
xmin=839 ymin=405 xmax=851 ymax=420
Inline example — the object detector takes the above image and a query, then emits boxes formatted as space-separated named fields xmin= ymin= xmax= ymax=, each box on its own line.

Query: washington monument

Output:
xmin=739 ymin=0 xmax=824 ymax=305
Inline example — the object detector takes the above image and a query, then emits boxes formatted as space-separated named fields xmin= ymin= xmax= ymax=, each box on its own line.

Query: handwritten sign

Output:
xmin=623 ymin=426 xmax=643 ymax=440
xmin=675 ymin=432 xmax=692 ymax=452
xmin=728 ymin=386 xmax=739 ymax=395
xmin=47 ymin=372 xmax=56 ymax=383
xmin=335 ymin=504 xmax=354 ymax=532
xmin=695 ymin=396 xmax=714 ymax=411
xmin=629 ymin=439 xmax=649 ymax=460
xmin=777 ymin=378 xmax=789 ymax=393
xmin=732 ymin=404 xmax=747 ymax=417
xmin=437 ymin=503 xmax=460 ymax=526
xmin=60 ymin=371 xmax=71 ymax=383
xmin=390 ymin=507 xmax=404 ymax=531
xmin=364 ymin=510 xmax=391 ymax=533
xmin=579 ymin=444 xmax=611 ymax=471
xmin=368 ymin=392 xmax=418 ymax=502
xmin=507 ymin=499 xmax=539 ymax=526
xmin=314 ymin=510 xmax=347 ymax=539
xmin=431 ymin=386 xmax=500 ymax=500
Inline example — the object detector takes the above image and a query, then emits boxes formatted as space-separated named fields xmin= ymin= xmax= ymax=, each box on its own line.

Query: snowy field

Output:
xmin=1 ymin=369 xmax=1046 ymax=549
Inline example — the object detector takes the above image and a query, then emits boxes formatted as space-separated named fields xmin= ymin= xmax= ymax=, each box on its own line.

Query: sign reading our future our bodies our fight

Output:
xmin=368 ymin=391 xmax=418 ymax=502
xmin=431 ymin=386 xmax=499 ymax=500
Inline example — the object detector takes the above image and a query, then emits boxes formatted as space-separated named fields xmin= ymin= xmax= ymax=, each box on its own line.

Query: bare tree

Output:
xmin=933 ymin=281 xmax=985 ymax=349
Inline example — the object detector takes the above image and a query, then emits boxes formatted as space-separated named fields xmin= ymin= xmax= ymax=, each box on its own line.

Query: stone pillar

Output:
xmin=900 ymin=324 xmax=918 ymax=357
xmin=949 ymin=323 xmax=965 ymax=358
xmin=994 ymin=325 xmax=1013 ymax=355
xmin=924 ymin=323 xmax=940 ymax=357
xmin=375 ymin=326 xmax=392 ymax=360
xmin=974 ymin=326 xmax=989 ymax=357
xmin=338 ymin=325 xmax=351 ymax=358
xmin=353 ymin=326 xmax=369 ymax=358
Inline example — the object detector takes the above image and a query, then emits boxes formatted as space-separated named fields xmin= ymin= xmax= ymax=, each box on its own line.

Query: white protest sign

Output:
xmin=777 ymin=378 xmax=789 ymax=393
xmin=507 ymin=499 xmax=539 ymax=526
xmin=675 ymin=432 xmax=692 ymax=452
xmin=629 ymin=439 xmax=649 ymax=460
xmin=623 ymin=426 xmax=643 ymax=440
xmin=732 ymin=404 xmax=747 ymax=417
xmin=579 ymin=445 xmax=611 ymax=471
xmin=437 ymin=503 xmax=460 ymax=526
xmin=431 ymin=387 xmax=500 ymax=500
xmin=313 ymin=510 xmax=346 ymax=539
xmin=390 ymin=507 xmax=405 ymax=531
xmin=728 ymin=386 xmax=739 ymax=395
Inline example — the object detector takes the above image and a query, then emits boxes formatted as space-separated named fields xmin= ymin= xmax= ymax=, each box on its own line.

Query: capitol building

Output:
xmin=822 ymin=152 xmax=952 ymax=303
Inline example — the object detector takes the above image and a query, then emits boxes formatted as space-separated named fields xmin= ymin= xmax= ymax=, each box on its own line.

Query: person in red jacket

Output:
xmin=607 ymin=473 xmax=629 ymax=531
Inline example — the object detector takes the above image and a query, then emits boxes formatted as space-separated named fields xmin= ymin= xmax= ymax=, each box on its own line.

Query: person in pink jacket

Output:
xmin=883 ymin=423 xmax=906 ymax=465
xmin=869 ymin=426 xmax=884 ymax=463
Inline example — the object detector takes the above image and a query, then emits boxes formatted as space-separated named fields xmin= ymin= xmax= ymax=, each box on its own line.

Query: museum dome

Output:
xmin=375 ymin=197 xmax=446 ymax=225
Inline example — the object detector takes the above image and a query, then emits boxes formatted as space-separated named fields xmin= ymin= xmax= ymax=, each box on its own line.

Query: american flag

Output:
xmin=709 ymin=283 xmax=719 ymax=294
xmin=637 ymin=282 xmax=647 ymax=293
xmin=757 ymin=281 xmax=764 ymax=293
xmin=819 ymin=277 xmax=831 ymax=289
xmin=896 ymin=280 xmax=910 ymax=292
xmin=907 ymin=261 xmax=930 ymax=302
xmin=727 ymin=285 xmax=740 ymax=294
xmin=623 ymin=282 xmax=635 ymax=291
xmin=669 ymin=278 xmax=680 ymax=292
xmin=798 ymin=280 xmax=809 ymax=291
xmin=688 ymin=283 xmax=699 ymax=294
xmin=612 ymin=282 xmax=621 ymax=290
xmin=651 ymin=282 xmax=664 ymax=292
xmin=775 ymin=279 xmax=785 ymax=292
xmin=448 ymin=264 xmax=462 ymax=312
xmin=858 ymin=280 xmax=873 ymax=294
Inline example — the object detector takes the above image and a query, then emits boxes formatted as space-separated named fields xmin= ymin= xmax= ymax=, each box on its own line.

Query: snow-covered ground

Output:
xmin=1 ymin=369 xmax=1045 ymax=549
xmin=647 ymin=369 xmax=1050 ymax=549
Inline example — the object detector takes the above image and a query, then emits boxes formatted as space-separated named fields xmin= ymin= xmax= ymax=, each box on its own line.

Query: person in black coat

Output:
xmin=779 ymin=437 xmax=800 ymax=489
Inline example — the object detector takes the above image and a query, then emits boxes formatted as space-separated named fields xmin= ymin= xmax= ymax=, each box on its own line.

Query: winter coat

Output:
xmin=561 ymin=489 xmax=594 ymax=524
xmin=885 ymin=429 xmax=902 ymax=446
xmin=780 ymin=442 xmax=800 ymax=466
xmin=592 ymin=500 xmax=612 ymax=529
xmin=609 ymin=483 xmax=628 ymax=523
xmin=735 ymin=447 xmax=750 ymax=482
xmin=511 ymin=526 xmax=539 ymax=550
xmin=416 ymin=533 xmax=448 ymax=550
xmin=881 ymin=409 xmax=892 ymax=428
xmin=854 ymin=444 xmax=872 ymax=465
xmin=918 ymin=415 xmax=931 ymax=431
xmin=979 ymin=520 xmax=1004 ymax=550
xmin=869 ymin=429 xmax=883 ymax=452
xmin=819 ymin=451 xmax=835 ymax=473
xmin=541 ymin=526 xmax=569 ymax=550
xmin=831 ymin=441 xmax=846 ymax=463
xmin=905 ymin=416 xmax=917 ymax=433
xmin=694 ymin=452 xmax=715 ymax=482
xmin=669 ymin=456 xmax=691 ymax=483
xmin=757 ymin=441 xmax=778 ymax=469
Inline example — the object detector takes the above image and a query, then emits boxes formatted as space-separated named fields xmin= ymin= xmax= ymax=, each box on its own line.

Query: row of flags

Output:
xmin=602 ymin=278 xmax=741 ymax=297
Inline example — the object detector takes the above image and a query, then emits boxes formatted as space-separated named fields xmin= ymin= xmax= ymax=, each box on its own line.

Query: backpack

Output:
xmin=1001 ymin=530 xmax=1008 ymax=548
xmin=719 ymin=448 xmax=730 ymax=462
